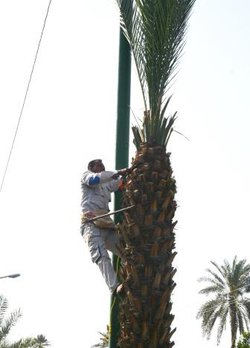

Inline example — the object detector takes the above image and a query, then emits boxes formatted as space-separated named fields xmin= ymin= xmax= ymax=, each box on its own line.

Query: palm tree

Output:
xmin=197 ymin=257 xmax=250 ymax=348
xmin=0 ymin=295 xmax=50 ymax=348
xmin=0 ymin=295 xmax=21 ymax=348
xmin=92 ymin=325 xmax=110 ymax=348
xmin=5 ymin=335 xmax=50 ymax=348
xmin=114 ymin=1 xmax=196 ymax=347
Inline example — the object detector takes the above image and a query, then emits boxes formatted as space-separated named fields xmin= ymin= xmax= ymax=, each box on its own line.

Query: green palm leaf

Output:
xmin=117 ymin=0 xmax=195 ymax=147
xmin=0 ymin=296 xmax=21 ymax=342
xmin=0 ymin=295 xmax=49 ymax=348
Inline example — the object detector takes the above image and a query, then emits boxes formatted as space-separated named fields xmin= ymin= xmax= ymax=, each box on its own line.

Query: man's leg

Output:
xmin=87 ymin=234 xmax=120 ymax=293
xmin=103 ymin=229 xmax=124 ymax=260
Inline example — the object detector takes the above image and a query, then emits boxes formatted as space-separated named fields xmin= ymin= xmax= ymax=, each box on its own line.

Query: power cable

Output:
xmin=0 ymin=0 xmax=53 ymax=192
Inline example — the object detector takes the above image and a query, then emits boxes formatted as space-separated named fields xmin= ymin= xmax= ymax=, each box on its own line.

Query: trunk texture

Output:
xmin=118 ymin=144 xmax=177 ymax=348
xmin=230 ymin=303 xmax=237 ymax=348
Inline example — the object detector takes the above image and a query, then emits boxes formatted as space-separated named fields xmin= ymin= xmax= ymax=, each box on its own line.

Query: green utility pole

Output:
xmin=109 ymin=28 xmax=131 ymax=348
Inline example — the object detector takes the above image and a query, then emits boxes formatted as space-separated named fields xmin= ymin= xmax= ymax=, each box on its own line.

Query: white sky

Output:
xmin=0 ymin=0 xmax=250 ymax=347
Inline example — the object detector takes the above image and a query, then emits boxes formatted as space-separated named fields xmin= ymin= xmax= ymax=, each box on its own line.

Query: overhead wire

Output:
xmin=0 ymin=0 xmax=53 ymax=192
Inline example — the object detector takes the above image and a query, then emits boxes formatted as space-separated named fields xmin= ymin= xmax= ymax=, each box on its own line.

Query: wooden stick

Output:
xmin=86 ymin=205 xmax=135 ymax=223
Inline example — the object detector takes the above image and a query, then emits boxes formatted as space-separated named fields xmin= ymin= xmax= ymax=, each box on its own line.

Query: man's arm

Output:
xmin=107 ymin=168 xmax=131 ymax=192
xmin=82 ymin=170 xmax=118 ymax=186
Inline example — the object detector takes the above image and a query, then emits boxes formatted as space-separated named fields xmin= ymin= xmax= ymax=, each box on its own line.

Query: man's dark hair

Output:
xmin=88 ymin=159 xmax=102 ymax=171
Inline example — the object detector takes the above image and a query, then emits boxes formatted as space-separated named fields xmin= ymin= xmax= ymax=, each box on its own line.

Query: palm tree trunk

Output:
xmin=231 ymin=330 xmax=237 ymax=348
xmin=118 ymin=144 xmax=177 ymax=347
xmin=230 ymin=302 xmax=237 ymax=348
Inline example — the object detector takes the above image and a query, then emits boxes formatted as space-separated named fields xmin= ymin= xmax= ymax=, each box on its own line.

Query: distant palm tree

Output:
xmin=5 ymin=335 xmax=50 ymax=348
xmin=91 ymin=325 xmax=109 ymax=347
xmin=0 ymin=295 xmax=50 ymax=348
xmin=197 ymin=257 xmax=250 ymax=348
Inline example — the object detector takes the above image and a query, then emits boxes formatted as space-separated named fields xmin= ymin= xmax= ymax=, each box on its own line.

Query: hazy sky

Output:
xmin=0 ymin=1 xmax=250 ymax=347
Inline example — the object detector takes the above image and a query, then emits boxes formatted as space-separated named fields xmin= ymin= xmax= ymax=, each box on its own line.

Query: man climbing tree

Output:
xmin=80 ymin=159 xmax=129 ymax=294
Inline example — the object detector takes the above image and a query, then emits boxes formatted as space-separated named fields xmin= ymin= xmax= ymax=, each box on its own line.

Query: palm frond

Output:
xmin=199 ymin=285 xmax=225 ymax=296
xmin=117 ymin=0 xmax=147 ymax=110
xmin=198 ymin=274 xmax=226 ymax=294
xmin=0 ymin=310 xmax=22 ymax=341
xmin=0 ymin=296 xmax=8 ymax=327
xmin=3 ymin=335 xmax=50 ymax=348
xmin=216 ymin=305 xmax=228 ymax=344
xmin=197 ymin=299 xmax=222 ymax=320
xmin=237 ymin=309 xmax=246 ymax=335
xmin=203 ymin=266 xmax=228 ymax=288
xmin=117 ymin=0 xmax=195 ymax=147
xmin=92 ymin=326 xmax=109 ymax=348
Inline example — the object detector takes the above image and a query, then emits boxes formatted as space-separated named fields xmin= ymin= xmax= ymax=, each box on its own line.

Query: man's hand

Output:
xmin=81 ymin=211 xmax=96 ymax=224
xmin=85 ymin=211 xmax=96 ymax=219
xmin=112 ymin=168 xmax=131 ymax=179
xmin=117 ymin=168 xmax=130 ymax=176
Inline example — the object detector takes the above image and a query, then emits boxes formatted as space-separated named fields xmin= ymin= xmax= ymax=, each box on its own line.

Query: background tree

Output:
xmin=115 ymin=1 xmax=196 ymax=347
xmin=92 ymin=325 xmax=109 ymax=348
xmin=197 ymin=257 xmax=250 ymax=348
xmin=237 ymin=332 xmax=250 ymax=348
xmin=0 ymin=295 xmax=50 ymax=348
